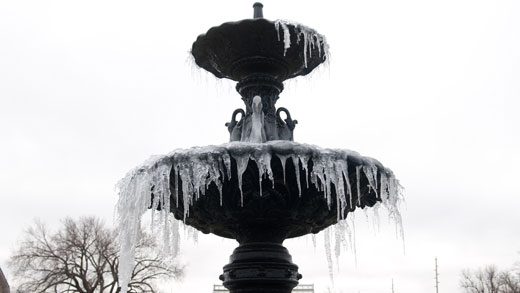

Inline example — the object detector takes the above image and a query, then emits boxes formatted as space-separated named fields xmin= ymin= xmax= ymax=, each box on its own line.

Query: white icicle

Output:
xmin=273 ymin=19 xmax=330 ymax=67
xmin=299 ymin=154 xmax=309 ymax=188
xmin=303 ymin=29 xmax=309 ymax=67
xmin=174 ymin=165 xmax=179 ymax=207
xmin=356 ymin=165 xmax=362 ymax=206
xmin=235 ymin=154 xmax=250 ymax=206
xmin=291 ymin=155 xmax=302 ymax=196
xmin=334 ymin=226 xmax=341 ymax=266
xmin=274 ymin=20 xmax=292 ymax=56
xmin=333 ymin=162 xmax=347 ymax=220
xmin=324 ymin=228 xmax=334 ymax=282
xmin=351 ymin=214 xmax=358 ymax=266
xmin=278 ymin=154 xmax=289 ymax=185
xmin=340 ymin=158 xmax=353 ymax=211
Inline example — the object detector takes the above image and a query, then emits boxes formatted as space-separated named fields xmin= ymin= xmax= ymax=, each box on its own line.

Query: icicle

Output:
xmin=299 ymin=155 xmax=309 ymax=188
xmin=116 ymin=156 xmax=170 ymax=293
xmin=324 ymin=228 xmax=334 ymax=282
xmin=234 ymin=154 xmax=250 ymax=206
xmin=273 ymin=19 xmax=330 ymax=67
xmin=336 ymin=190 xmax=341 ymax=222
xmin=223 ymin=153 xmax=232 ymax=180
xmin=160 ymin=182 xmax=172 ymax=257
xmin=356 ymin=165 xmax=362 ymax=206
xmin=258 ymin=168 xmax=262 ymax=196
xmin=372 ymin=202 xmax=381 ymax=232
xmin=291 ymin=155 xmax=302 ymax=196
xmin=363 ymin=164 xmax=378 ymax=197
xmin=277 ymin=154 xmax=289 ymax=185
xmin=339 ymin=158 xmax=353 ymax=210
xmin=333 ymin=220 xmax=352 ymax=269
xmin=252 ymin=150 xmax=273 ymax=196
xmin=324 ymin=156 xmax=335 ymax=208
xmin=303 ymin=28 xmax=308 ymax=67
xmin=314 ymin=157 xmax=330 ymax=207
xmin=380 ymin=174 xmax=388 ymax=200
xmin=351 ymin=214 xmax=358 ymax=266
xmin=333 ymin=162 xmax=347 ymax=220
xmin=174 ymin=165 xmax=179 ymax=207
xmin=334 ymin=226 xmax=341 ymax=266
xmin=316 ymin=32 xmax=322 ymax=57
xmin=274 ymin=20 xmax=291 ymax=56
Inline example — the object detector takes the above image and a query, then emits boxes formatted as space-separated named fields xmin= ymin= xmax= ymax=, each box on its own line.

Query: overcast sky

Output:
xmin=1 ymin=1 xmax=519 ymax=292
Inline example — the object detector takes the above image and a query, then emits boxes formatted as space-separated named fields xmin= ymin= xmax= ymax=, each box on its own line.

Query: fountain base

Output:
xmin=220 ymin=242 xmax=301 ymax=293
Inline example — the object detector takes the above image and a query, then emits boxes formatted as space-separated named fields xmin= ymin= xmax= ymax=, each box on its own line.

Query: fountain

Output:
xmin=117 ymin=3 xmax=402 ymax=293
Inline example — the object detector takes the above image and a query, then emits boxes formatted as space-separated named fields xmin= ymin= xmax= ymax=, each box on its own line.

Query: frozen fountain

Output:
xmin=117 ymin=3 xmax=402 ymax=293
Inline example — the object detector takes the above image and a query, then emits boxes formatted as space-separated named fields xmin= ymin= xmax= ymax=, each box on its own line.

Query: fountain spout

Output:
xmin=253 ymin=2 xmax=264 ymax=19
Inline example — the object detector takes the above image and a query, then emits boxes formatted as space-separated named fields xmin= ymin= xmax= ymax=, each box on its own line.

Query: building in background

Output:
xmin=213 ymin=284 xmax=314 ymax=292
xmin=0 ymin=268 xmax=10 ymax=293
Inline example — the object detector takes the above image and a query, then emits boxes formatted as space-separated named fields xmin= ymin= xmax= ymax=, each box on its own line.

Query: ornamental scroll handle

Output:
xmin=225 ymin=109 xmax=245 ymax=142
xmin=225 ymin=106 xmax=298 ymax=142
xmin=276 ymin=107 xmax=298 ymax=141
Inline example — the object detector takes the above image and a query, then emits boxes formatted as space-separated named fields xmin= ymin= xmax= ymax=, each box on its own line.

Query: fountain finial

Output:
xmin=253 ymin=2 xmax=263 ymax=18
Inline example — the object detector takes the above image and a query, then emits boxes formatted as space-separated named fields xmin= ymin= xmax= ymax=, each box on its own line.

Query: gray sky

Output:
xmin=1 ymin=0 xmax=519 ymax=292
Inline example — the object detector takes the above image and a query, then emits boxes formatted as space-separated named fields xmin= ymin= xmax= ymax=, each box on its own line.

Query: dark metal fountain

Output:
xmin=185 ymin=4 xmax=373 ymax=292
xmin=117 ymin=3 xmax=402 ymax=293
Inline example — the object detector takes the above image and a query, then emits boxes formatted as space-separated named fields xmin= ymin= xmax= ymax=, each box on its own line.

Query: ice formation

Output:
xmin=274 ymin=19 xmax=330 ymax=68
xmin=116 ymin=141 xmax=403 ymax=291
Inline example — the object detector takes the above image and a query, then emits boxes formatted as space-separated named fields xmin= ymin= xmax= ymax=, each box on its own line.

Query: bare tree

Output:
xmin=9 ymin=217 xmax=182 ymax=293
xmin=461 ymin=266 xmax=501 ymax=293
xmin=500 ymin=271 xmax=520 ymax=293
xmin=461 ymin=265 xmax=520 ymax=293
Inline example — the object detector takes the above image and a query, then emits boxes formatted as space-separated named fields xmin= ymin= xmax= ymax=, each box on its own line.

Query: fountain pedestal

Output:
xmin=220 ymin=243 xmax=300 ymax=293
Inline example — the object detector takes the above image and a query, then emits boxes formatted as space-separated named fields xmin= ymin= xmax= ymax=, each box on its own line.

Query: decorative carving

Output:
xmin=276 ymin=107 xmax=298 ymax=141
xmin=226 ymin=74 xmax=301 ymax=142
xmin=226 ymin=100 xmax=299 ymax=142
xmin=244 ymin=96 xmax=266 ymax=143
xmin=225 ymin=109 xmax=245 ymax=142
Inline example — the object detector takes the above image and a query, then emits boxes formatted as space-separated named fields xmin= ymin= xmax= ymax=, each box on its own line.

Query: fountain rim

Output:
xmin=190 ymin=17 xmax=329 ymax=82
xmin=161 ymin=141 xmax=395 ymax=242
xmin=159 ymin=141 xmax=388 ymax=173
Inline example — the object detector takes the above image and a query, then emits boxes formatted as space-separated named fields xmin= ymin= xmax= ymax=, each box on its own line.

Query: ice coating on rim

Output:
xmin=116 ymin=141 xmax=403 ymax=290
xmin=274 ymin=19 xmax=330 ymax=68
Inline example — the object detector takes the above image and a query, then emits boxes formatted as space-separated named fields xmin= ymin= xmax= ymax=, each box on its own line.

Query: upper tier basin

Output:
xmin=191 ymin=18 xmax=328 ymax=82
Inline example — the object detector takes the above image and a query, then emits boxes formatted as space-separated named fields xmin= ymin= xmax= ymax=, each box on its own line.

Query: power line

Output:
xmin=435 ymin=257 xmax=439 ymax=293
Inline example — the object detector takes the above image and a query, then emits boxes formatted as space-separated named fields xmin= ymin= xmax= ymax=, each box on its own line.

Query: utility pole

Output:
xmin=435 ymin=257 xmax=440 ymax=293
xmin=392 ymin=278 xmax=395 ymax=293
